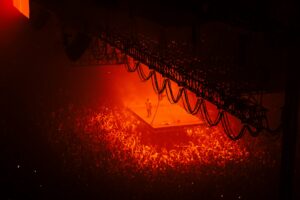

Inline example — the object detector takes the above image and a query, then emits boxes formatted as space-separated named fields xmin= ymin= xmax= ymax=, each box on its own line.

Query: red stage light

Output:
xmin=13 ymin=0 xmax=30 ymax=18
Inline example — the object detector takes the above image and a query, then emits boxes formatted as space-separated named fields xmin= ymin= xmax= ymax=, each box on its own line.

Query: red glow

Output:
xmin=89 ymin=108 xmax=249 ymax=171
xmin=46 ymin=63 xmax=279 ymax=180
xmin=13 ymin=0 xmax=29 ymax=18
xmin=0 ymin=0 xmax=14 ymax=19
xmin=126 ymin=96 xmax=202 ymax=128
xmin=86 ymin=107 xmax=249 ymax=173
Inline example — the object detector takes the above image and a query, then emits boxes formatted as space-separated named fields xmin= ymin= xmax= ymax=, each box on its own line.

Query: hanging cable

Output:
xmin=198 ymin=101 xmax=212 ymax=126
xmin=165 ymin=80 xmax=184 ymax=104
xmin=151 ymin=72 xmax=168 ymax=94
xmin=181 ymin=89 xmax=202 ymax=115
xmin=221 ymin=113 xmax=246 ymax=140
xmin=124 ymin=56 xmax=140 ymax=72
xmin=201 ymin=101 xmax=223 ymax=126
xmin=137 ymin=63 xmax=153 ymax=81
xmin=120 ymin=55 xmax=279 ymax=141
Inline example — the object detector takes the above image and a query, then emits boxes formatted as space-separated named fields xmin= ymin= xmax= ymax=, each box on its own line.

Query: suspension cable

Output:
xmin=201 ymin=101 xmax=224 ymax=126
xmin=165 ymin=80 xmax=184 ymax=104
xmin=137 ymin=63 xmax=153 ymax=81
xmin=151 ymin=72 xmax=168 ymax=94
xmin=120 ymin=53 xmax=279 ymax=140
xmin=182 ymin=89 xmax=202 ymax=115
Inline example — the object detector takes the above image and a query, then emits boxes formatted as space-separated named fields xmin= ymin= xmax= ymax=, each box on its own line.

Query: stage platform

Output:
xmin=126 ymin=99 xmax=202 ymax=132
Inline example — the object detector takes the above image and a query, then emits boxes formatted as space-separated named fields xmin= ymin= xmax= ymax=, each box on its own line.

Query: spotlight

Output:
xmin=13 ymin=0 xmax=30 ymax=18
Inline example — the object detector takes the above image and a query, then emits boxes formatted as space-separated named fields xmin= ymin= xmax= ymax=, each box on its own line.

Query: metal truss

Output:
xmin=76 ymin=27 xmax=281 ymax=138
xmin=73 ymin=38 xmax=125 ymax=66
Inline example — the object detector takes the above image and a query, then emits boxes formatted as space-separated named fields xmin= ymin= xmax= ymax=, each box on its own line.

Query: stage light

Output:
xmin=13 ymin=0 xmax=30 ymax=18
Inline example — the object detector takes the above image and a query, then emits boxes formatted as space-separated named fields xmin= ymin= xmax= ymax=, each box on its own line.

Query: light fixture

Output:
xmin=13 ymin=0 xmax=30 ymax=18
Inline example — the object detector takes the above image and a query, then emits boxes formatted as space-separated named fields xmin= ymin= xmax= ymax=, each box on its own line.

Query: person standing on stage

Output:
xmin=145 ymin=98 xmax=152 ymax=117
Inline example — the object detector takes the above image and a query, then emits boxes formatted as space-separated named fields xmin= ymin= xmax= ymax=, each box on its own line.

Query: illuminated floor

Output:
xmin=126 ymin=98 xmax=202 ymax=128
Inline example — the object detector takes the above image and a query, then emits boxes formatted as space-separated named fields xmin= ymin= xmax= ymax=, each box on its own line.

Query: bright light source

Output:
xmin=13 ymin=0 xmax=30 ymax=18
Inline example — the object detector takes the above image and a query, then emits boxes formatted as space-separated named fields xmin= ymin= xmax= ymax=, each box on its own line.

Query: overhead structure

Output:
xmin=27 ymin=0 xmax=289 ymax=140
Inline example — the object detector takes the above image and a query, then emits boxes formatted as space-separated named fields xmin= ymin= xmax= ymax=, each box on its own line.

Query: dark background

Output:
xmin=1 ymin=1 xmax=299 ymax=200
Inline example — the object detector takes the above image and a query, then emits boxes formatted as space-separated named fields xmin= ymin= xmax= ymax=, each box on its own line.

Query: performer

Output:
xmin=145 ymin=98 xmax=152 ymax=117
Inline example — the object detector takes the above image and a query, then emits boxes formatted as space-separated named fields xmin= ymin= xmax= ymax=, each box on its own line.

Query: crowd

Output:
xmin=43 ymin=103 xmax=281 ymax=199
xmin=47 ymin=104 xmax=279 ymax=174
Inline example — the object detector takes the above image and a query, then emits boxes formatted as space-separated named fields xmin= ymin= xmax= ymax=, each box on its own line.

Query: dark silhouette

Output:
xmin=145 ymin=98 xmax=152 ymax=117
